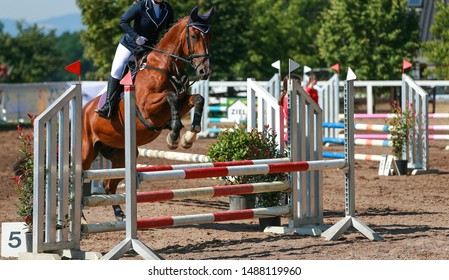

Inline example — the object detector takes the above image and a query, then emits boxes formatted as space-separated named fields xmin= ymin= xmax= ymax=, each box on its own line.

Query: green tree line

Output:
xmin=1 ymin=0 xmax=448 ymax=83
xmin=0 ymin=21 xmax=94 ymax=82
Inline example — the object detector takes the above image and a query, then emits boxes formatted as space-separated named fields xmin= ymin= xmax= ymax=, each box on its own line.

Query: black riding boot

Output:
xmin=96 ymin=75 xmax=120 ymax=119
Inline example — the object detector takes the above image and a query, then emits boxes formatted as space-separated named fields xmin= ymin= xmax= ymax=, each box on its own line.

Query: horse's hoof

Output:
xmin=114 ymin=207 xmax=126 ymax=221
xmin=181 ymin=139 xmax=193 ymax=149
xmin=115 ymin=212 xmax=126 ymax=221
xmin=181 ymin=131 xmax=197 ymax=149
xmin=167 ymin=144 xmax=178 ymax=150
xmin=167 ymin=133 xmax=179 ymax=150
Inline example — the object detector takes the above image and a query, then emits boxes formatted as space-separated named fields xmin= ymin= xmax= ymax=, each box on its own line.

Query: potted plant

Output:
xmin=12 ymin=114 xmax=36 ymax=252
xmin=387 ymin=100 xmax=415 ymax=175
xmin=207 ymin=125 xmax=287 ymax=230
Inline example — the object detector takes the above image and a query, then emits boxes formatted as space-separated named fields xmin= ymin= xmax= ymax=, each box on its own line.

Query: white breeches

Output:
xmin=110 ymin=43 xmax=134 ymax=80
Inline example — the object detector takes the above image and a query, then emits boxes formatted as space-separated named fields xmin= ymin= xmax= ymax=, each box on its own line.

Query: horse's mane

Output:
xmin=154 ymin=16 xmax=189 ymax=48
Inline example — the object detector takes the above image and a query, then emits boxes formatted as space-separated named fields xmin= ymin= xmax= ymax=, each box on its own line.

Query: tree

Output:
xmin=201 ymin=0 xmax=253 ymax=80
xmin=242 ymin=0 xmax=329 ymax=79
xmin=1 ymin=22 xmax=63 ymax=83
xmin=316 ymin=0 xmax=420 ymax=80
xmin=77 ymin=0 xmax=130 ymax=80
xmin=176 ymin=0 xmax=328 ymax=80
xmin=0 ymin=22 xmax=12 ymax=81
xmin=422 ymin=0 xmax=449 ymax=79
xmin=51 ymin=31 xmax=95 ymax=81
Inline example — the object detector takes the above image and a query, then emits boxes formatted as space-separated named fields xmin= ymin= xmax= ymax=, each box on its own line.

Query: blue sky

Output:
xmin=0 ymin=0 xmax=80 ymax=22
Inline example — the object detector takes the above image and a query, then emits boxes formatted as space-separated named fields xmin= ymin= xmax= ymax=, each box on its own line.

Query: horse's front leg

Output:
xmin=166 ymin=91 xmax=183 ymax=150
xmin=180 ymin=94 xmax=204 ymax=149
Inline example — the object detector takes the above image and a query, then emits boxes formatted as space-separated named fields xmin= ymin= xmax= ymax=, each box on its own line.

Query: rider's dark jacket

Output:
xmin=119 ymin=0 xmax=174 ymax=52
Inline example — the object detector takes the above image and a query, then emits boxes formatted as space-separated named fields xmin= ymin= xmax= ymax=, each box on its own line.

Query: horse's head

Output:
xmin=185 ymin=6 xmax=214 ymax=80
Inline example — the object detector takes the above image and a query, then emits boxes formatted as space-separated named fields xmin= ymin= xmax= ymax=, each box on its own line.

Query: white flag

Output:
xmin=303 ymin=65 xmax=312 ymax=74
xmin=271 ymin=60 xmax=281 ymax=70
xmin=346 ymin=67 xmax=357 ymax=81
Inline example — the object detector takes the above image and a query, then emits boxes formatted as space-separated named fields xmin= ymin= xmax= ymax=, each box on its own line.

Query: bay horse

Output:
xmin=81 ymin=6 xmax=214 ymax=220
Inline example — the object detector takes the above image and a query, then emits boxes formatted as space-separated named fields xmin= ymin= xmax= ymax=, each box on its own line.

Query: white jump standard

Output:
xmin=321 ymin=68 xmax=383 ymax=241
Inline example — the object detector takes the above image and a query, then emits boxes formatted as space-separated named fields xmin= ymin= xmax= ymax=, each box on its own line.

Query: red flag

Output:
xmin=402 ymin=60 xmax=413 ymax=73
xmin=65 ymin=60 xmax=81 ymax=76
xmin=330 ymin=63 xmax=340 ymax=73
xmin=120 ymin=71 xmax=133 ymax=85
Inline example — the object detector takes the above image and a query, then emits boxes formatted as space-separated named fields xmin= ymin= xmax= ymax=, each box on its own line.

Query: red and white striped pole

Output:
xmin=83 ymin=181 xmax=290 ymax=207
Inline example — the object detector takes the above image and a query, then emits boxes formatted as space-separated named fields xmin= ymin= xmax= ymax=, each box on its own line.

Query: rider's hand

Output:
xmin=136 ymin=36 xmax=148 ymax=46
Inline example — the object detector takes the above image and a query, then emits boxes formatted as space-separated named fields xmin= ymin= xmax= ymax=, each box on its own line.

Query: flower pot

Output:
xmin=229 ymin=194 xmax=256 ymax=210
xmin=82 ymin=181 xmax=92 ymax=197
xmin=258 ymin=216 xmax=281 ymax=232
xmin=25 ymin=231 xmax=33 ymax=253
xmin=395 ymin=159 xmax=408 ymax=175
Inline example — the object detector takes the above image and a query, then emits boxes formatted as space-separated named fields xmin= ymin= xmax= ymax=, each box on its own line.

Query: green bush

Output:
xmin=207 ymin=125 xmax=287 ymax=207
xmin=12 ymin=114 xmax=35 ymax=232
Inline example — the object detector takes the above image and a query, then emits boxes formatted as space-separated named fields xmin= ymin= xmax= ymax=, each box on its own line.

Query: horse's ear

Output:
xmin=203 ymin=7 xmax=215 ymax=22
xmin=190 ymin=6 xmax=199 ymax=21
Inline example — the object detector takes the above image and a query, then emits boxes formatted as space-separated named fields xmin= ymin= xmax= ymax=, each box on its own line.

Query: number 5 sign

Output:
xmin=1 ymin=222 xmax=29 ymax=257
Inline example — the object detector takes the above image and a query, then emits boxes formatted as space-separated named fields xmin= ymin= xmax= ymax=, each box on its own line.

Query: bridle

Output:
xmin=142 ymin=21 xmax=210 ymax=82
xmin=184 ymin=22 xmax=210 ymax=70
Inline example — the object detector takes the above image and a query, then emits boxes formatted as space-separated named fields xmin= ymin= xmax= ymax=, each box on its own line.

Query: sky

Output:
xmin=0 ymin=0 xmax=80 ymax=22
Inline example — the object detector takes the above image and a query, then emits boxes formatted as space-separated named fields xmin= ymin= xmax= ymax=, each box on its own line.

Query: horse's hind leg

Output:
xmin=101 ymin=175 xmax=126 ymax=221
xmin=100 ymin=146 xmax=127 ymax=221
xmin=165 ymin=91 xmax=184 ymax=150
xmin=181 ymin=94 xmax=204 ymax=149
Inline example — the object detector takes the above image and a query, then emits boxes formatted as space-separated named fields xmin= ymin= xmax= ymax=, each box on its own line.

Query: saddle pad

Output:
xmin=97 ymin=90 xmax=125 ymax=110
xmin=97 ymin=71 xmax=137 ymax=109
xmin=97 ymin=87 xmax=108 ymax=109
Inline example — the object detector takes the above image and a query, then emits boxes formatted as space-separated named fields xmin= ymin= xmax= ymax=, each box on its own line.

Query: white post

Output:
xmin=367 ymin=85 xmax=373 ymax=114
xmin=321 ymin=68 xmax=383 ymax=241
xmin=101 ymin=74 xmax=161 ymax=260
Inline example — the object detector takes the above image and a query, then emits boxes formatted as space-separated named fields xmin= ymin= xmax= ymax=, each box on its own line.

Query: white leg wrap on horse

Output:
xmin=167 ymin=133 xmax=179 ymax=150
xmin=181 ymin=131 xmax=197 ymax=149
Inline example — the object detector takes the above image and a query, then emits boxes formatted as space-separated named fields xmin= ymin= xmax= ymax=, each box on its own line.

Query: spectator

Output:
xmin=305 ymin=73 xmax=319 ymax=104
xmin=279 ymin=74 xmax=302 ymax=142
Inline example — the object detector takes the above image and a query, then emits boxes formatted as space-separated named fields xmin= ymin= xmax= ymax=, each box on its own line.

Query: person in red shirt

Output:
xmin=0 ymin=64 xmax=7 ymax=80
xmin=305 ymin=73 xmax=319 ymax=104
xmin=278 ymin=74 xmax=302 ymax=142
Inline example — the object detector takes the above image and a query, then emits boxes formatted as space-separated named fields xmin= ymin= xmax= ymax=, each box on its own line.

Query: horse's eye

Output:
xmin=191 ymin=34 xmax=198 ymax=41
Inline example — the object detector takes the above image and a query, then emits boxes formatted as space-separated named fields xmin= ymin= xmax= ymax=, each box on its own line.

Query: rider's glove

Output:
xmin=136 ymin=36 xmax=148 ymax=46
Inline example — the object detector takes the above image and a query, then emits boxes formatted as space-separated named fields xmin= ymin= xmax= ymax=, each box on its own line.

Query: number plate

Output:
xmin=1 ymin=222 xmax=28 ymax=258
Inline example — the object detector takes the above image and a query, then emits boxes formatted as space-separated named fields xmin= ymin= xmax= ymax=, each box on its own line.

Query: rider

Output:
xmin=96 ymin=0 xmax=174 ymax=119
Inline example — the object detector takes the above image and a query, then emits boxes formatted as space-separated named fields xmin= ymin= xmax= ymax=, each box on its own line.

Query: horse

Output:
xmin=81 ymin=6 xmax=214 ymax=220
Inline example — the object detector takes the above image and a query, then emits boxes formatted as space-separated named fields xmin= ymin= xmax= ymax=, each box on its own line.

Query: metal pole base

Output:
xmin=321 ymin=216 xmax=383 ymax=241
xmin=264 ymin=224 xmax=330 ymax=236
xmin=18 ymin=249 xmax=103 ymax=260
xmin=101 ymin=238 xmax=162 ymax=260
